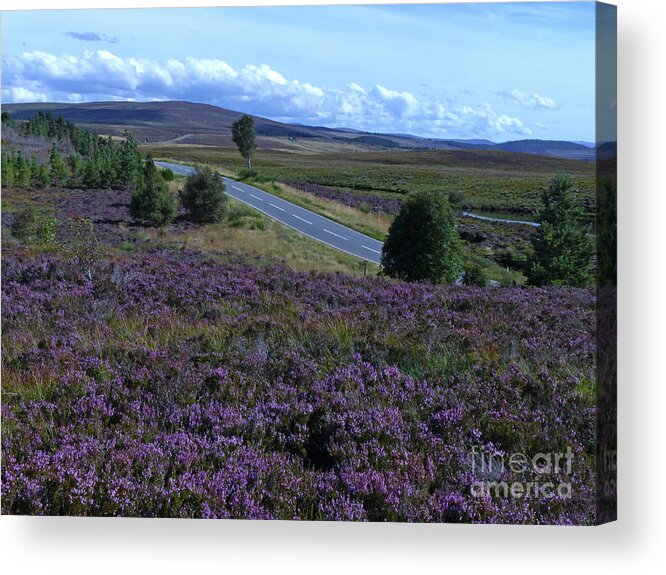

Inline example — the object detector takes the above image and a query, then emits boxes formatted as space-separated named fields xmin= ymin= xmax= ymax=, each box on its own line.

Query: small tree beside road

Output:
xmin=180 ymin=167 xmax=228 ymax=223
xmin=231 ymin=114 xmax=257 ymax=171
xmin=381 ymin=190 xmax=462 ymax=284
xmin=130 ymin=158 xmax=176 ymax=227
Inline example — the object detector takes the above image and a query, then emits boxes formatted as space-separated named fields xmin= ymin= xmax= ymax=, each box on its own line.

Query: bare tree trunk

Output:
xmin=248 ymin=157 xmax=252 ymax=170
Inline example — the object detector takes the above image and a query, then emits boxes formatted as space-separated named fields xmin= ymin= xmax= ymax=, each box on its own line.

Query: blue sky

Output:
xmin=1 ymin=2 xmax=597 ymax=141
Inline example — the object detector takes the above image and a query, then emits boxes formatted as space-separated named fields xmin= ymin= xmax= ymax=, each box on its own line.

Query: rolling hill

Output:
xmin=3 ymin=100 xmax=598 ymax=159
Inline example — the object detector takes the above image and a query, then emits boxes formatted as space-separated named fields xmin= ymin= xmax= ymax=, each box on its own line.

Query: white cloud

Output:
xmin=508 ymin=89 xmax=558 ymax=110
xmin=2 ymin=86 xmax=49 ymax=103
xmin=2 ymin=49 xmax=533 ymax=139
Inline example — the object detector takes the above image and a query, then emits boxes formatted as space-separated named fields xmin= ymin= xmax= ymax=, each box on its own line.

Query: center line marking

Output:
xmin=292 ymin=214 xmax=312 ymax=224
xmin=249 ymin=193 xmax=263 ymax=201
xmin=362 ymin=245 xmax=382 ymax=254
xmin=232 ymin=185 xmax=244 ymax=192
xmin=269 ymin=203 xmax=285 ymax=211
xmin=323 ymin=228 xmax=347 ymax=240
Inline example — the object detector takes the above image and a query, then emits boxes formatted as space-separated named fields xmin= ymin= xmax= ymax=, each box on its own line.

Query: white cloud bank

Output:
xmin=2 ymin=50 xmax=533 ymax=139
xmin=508 ymin=89 xmax=558 ymax=110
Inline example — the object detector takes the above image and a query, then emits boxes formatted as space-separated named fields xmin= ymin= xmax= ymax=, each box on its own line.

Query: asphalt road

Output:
xmin=155 ymin=161 xmax=385 ymax=264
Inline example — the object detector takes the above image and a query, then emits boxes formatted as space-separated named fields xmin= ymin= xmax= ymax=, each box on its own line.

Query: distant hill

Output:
xmin=2 ymin=100 xmax=321 ymax=144
xmin=2 ymin=100 xmax=598 ymax=159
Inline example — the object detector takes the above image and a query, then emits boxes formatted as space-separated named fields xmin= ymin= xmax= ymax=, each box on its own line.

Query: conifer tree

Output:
xmin=528 ymin=172 xmax=593 ymax=287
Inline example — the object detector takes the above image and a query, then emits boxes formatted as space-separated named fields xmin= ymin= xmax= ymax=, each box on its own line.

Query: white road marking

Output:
xmin=292 ymin=214 xmax=312 ymax=225
xmin=249 ymin=193 xmax=264 ymax=201
xmin=157 ymin=162 xmax=384 ymax=263
xmin=323 ymin=228 xmax=347 ymax=240
xmin=223 ymin=194 xmax=380 ymax=263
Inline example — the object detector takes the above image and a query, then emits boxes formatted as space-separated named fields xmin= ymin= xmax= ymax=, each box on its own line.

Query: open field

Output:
xmin=142 ymin=144 xmax=596 ymax=214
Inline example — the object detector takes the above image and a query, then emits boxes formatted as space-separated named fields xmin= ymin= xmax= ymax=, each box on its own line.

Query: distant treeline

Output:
xmin=1 ymin=111 xmax=143 ymax=189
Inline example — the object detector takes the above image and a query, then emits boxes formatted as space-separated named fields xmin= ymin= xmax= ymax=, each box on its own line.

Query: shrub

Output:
xmin=179 ymin=167 xmax=228 ymax=223
xmin=10 ymin=206 xmax=57 ymax=244
xmin=528 ymin=173 xmax=593 ymax=287
xmin=381 ymin=190 xmax=462 ymax=283
xmin=237 ymin=167 xmax=258 ymax=180
xmin=462 ymin=264 xmax=488 ymax=287
xmin=130 ymin=158 xmax=176 ymax=226
xmin=448 ymin=190 xmax=465 ymax=207
xmin=160 ymin=167 xmax=175 ymax=182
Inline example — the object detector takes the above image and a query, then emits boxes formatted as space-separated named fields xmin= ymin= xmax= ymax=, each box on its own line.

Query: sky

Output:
xmin=1 ymin=2 xmax=597 ymax=141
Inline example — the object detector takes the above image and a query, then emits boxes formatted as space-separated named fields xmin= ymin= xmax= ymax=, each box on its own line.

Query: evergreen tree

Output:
xmin=49 ymin=145 xmax=67 ymax=185
xmin=82 ymin=156 xmax=101 ymax=188
xmin=527 ymin=172 xmax=593 ymax=287
xmin=67 ymin=154 xmax=84 ymax=186
xmin=30 ymin=157 xmax=40 ymax=186
xmin=130 ymin=158 xmax=176 ymax=226
xmin=36 ymin=163 xmax=51 ymax=188
xmin=118 ymin=132 xmax=143 ymax=186
xmin=179 ymin=167 xmax=228 ymax=223
xmin=17 ymin=155 xmax=32 ymax=188
xmin=231 ymin=114 xmax=257 ymax=170
xmin=381 ymin=190 xmax=462 ymax=284
xmin=1 ymin=153 xmax=16 ymax=187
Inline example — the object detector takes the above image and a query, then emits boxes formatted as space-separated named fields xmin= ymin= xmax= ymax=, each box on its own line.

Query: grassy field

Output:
xmin=242 ymin=179 xmax=392 ymax=241
xmin=142 ymin=144 xmax=596 ymax=214
xmin=144 ymin=198 xmax=380 ymax=277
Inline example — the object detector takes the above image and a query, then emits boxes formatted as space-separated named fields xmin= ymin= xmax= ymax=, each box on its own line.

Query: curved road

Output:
xmin=155 ymin=161 xmax=384 ymax=264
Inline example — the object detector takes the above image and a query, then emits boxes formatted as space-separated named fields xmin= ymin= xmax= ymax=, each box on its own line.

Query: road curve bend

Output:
xmin=155 ymin=161 xmax=385 ymax=264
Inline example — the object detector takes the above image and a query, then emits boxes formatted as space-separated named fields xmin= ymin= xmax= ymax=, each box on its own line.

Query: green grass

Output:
xmin=242 ymin=179 xmax=391 ymax=241
xmin=141 ymin=145 xmax=596 ymax=214
xmin=144 ymin=197 xmax=380 ymax=277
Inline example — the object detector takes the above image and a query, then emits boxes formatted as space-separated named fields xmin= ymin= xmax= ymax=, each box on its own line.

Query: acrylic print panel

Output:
xmin=0 ymin=1 xmax=616 ymax=524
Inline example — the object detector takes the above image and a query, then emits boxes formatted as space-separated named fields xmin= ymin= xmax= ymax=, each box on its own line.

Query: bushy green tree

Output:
xmin=231 ymin=114 xmax=257 ymax=170
xmin=67 ymin=154 xmax=83 ymax=185
xmin=118 ymin=132 xmax=143 ymax=186
xmin=381 ymin=190 xmax=462 ymax=283
xmin=17 ymin=157 xmax=32 ymax=188
xmin=179 ymin=167 xmax=228 ymax=223
xmin=1 ymin=153 xmax=16 ymax=187
xmin=49 ymin=145 xmax=67 ymax=185
xmin=130 ymin=158 xmax=176 ymax=226
xmin=527 ymin=172 xmax=593 ymax=287
xmin=36 ymin=163 xmax=51 ymax=188
xmin=82 ymin=156 xmax=101 ymax=188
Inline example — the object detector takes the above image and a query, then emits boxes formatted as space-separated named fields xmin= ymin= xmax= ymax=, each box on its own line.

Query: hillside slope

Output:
xmin=4 ymin=101 xmax=597 ymax=158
